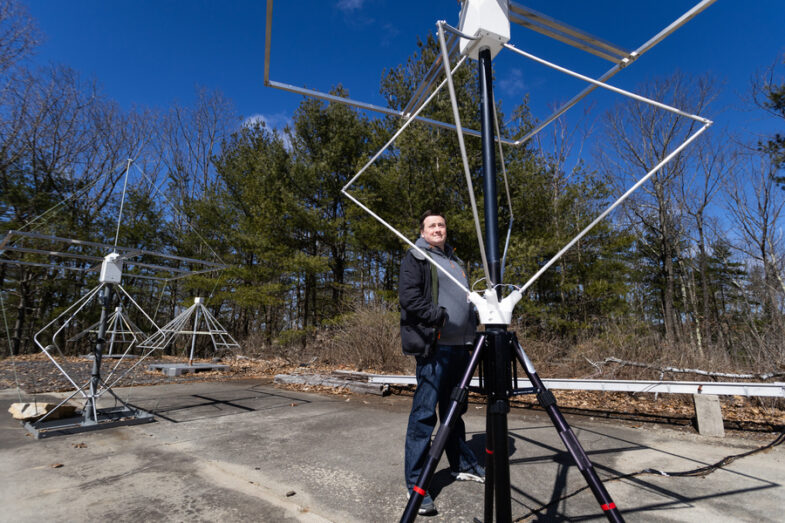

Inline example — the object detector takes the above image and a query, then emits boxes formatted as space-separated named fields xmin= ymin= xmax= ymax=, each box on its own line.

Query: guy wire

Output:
xmin=21 ymin=159 xmax=120 ymax=234
xmin=113 ymin=159 xmax=133 ymax=249
xmin=134 ymin=164 xmax=227 ymax=267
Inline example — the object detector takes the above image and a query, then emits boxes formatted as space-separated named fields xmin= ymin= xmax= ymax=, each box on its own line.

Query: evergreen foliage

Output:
xmin=0 ymin=13 xmax=783 ymax=372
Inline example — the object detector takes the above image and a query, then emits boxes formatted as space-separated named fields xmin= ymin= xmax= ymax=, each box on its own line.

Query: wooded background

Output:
xmin=1 ymin=2 xmax=784 ymax=375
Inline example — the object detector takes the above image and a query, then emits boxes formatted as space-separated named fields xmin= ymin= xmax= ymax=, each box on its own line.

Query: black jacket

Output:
xmin=399 ymin=248 xmax=447 ymax=356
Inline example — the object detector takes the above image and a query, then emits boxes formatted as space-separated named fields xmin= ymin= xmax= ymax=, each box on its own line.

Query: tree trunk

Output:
xmin=11 ymin=270 xmax=32 ymax=356
xmin=658 ymin=192 xmax=679 ymax=346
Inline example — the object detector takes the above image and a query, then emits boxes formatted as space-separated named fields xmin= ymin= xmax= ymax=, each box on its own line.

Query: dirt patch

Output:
xmin=0 ymin=353 xmax=299 ymax=393
xmin=502 ymin=389 xmax=785 ymax=434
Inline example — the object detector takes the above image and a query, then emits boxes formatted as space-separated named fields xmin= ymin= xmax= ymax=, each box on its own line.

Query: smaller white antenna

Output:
xmin=141 ymin=297 xmax=241 ymax=366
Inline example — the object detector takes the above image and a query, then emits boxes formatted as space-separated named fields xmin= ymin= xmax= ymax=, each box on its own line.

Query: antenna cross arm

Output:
xmin=469 ymin=289 xmax=523 ymax=326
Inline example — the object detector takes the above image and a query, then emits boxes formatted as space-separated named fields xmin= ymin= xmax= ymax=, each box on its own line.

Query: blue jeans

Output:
xmin=405 ymin=344 xmax=479 ymax=490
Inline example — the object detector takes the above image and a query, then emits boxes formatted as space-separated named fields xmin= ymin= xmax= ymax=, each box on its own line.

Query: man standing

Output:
xmin=399 ymin=210 xmax=484 ymax=516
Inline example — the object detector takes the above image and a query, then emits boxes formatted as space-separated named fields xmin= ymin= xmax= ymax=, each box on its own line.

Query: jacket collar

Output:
xmin=414 ymin=236 xmax=453 ymax=259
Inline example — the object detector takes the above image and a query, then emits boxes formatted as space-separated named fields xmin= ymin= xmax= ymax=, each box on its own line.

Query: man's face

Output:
xmin=421 ymin=215 xmax=446 ymax=250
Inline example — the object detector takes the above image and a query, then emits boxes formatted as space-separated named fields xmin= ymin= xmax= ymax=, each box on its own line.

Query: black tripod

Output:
xmin=400 ymin=47 xmax=623 ymax=522
xmin=400 ymin=328 xmax=623 ymax=522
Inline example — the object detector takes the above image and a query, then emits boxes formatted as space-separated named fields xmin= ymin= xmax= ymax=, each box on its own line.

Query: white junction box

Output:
xmin=469 ymin=289 xmax=522 ymax=326
xmin=458 ymin=0 xmax=511 ymax=60
xmin=99 ymin=253 xmax=123 ymax=283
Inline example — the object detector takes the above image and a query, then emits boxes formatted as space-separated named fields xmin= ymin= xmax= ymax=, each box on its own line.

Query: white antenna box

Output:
xmin=458 ymin=0 xmax=511 ymax=60
xmin=99 ymin=253 xmax=123 ymax=283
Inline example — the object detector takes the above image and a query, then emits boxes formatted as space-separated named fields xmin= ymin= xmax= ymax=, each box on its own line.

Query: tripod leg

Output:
xmin=400 ymin=335 xmax=486 ymax=523
xmin=483 ymin=403 xmax=494 ymax=523
xmin=512 ymin=336 xmax=624 ymax=523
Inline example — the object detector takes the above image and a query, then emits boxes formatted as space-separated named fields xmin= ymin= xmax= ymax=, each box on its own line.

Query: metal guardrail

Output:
xmin=364 ymin=374 xmax=785 ymax=398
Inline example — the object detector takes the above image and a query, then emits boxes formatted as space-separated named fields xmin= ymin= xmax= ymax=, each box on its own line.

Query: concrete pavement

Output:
xmin=1 ymin=379 xmax=782 ymax=522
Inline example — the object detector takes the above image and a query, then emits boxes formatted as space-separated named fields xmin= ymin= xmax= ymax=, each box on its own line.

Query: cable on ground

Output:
xmin=513 ymin=430 xmax=785 ymax=521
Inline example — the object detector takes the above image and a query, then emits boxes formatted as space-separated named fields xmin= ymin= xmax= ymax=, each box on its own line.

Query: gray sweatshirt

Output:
xmin=413 ymin=237 xmax=476 ymax=346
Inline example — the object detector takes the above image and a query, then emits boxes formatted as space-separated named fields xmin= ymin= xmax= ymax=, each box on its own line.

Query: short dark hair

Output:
xmin=419 ymin=209 xmax=445 ymax=230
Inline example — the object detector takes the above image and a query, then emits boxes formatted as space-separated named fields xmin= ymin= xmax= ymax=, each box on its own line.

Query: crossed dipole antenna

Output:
xmin=265 ymin=2 xmax=716 ymax=520
xmin=265 ymin=1 xmax=715 ymax=319
xmin=354 ymin=9 xmax=713 ymax=316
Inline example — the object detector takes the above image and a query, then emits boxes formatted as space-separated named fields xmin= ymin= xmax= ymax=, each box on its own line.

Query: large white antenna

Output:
xmin=267 ymin=0 xmax=716 ymax=316
xmin=265 ymin=3 xmax=718 ymax=520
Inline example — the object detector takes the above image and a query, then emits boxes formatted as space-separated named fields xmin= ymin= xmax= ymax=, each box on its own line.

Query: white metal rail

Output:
xmin=366 ymin=375 xmax=785 ymax=398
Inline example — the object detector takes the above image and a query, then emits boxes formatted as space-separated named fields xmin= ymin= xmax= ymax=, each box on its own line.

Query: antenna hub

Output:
xmin=469 ymin=288 xmax=522 ymax=325
xmin=458 ymin=0 xmax=510 ymax=60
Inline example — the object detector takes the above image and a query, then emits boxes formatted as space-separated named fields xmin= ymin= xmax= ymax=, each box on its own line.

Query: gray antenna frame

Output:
xmin=0 ymin=230 xmax=227 ymax=283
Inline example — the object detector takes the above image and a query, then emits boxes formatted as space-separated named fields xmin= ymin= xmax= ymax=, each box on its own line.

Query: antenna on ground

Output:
xmin=143 ymin=296 xmax=241 ymax=376
xmin=1 ymin=159 xmax=230 ymax=438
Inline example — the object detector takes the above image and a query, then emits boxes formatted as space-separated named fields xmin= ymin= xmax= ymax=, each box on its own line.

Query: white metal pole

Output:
xmin=114 ymin=159 xmax=133 ymax=250
xmin=437 ymin=20 xmax=492 ymax=284
xmin=517 ymin=123 xmax=711 ymax=295
xmin=189 ymin=304 xmax=201 ymax=366
xmin=504 ymin=44 xmax=710 ymax=124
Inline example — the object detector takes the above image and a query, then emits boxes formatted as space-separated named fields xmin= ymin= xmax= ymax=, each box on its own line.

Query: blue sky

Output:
xmin=23 ymin=1 xmax=785 ymax=140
